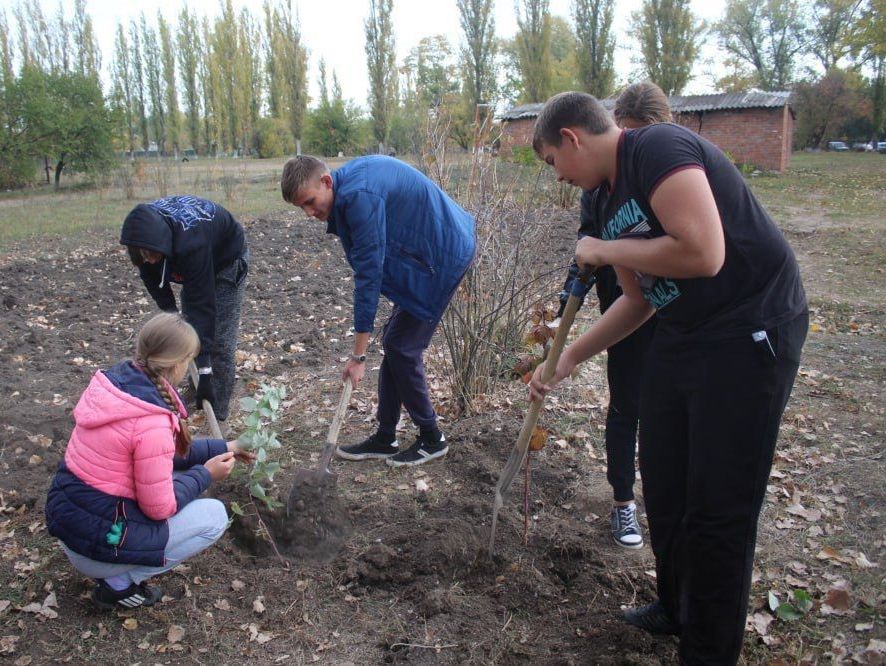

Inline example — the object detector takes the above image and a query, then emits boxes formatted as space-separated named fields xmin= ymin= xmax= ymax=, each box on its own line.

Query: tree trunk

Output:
xmin=54 ymin=159 xmax=65 ymax=190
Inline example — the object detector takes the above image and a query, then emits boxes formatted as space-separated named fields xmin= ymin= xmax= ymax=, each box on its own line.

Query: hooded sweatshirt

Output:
xmin=45 ymin=361 xmax=227 ymax=566
xmin=119 ymin=196 xmax=245 ymax=367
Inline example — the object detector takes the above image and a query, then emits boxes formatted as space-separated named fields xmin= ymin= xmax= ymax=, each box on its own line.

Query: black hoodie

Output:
xmin=120 ymin=196 xmax=245 ymax=367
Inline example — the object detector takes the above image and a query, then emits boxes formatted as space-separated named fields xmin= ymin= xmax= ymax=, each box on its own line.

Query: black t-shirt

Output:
xmin=600 ymin=123 xmax=806 ymax=341
xmin=578 ymin=187 xmax=622 ymax=313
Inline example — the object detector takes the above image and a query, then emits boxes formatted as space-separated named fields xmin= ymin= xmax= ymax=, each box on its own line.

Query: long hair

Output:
xmin=614 ymin=81 xmax=672 ymax=126
xmin=134 ymin=312 xmax=200 ymax=456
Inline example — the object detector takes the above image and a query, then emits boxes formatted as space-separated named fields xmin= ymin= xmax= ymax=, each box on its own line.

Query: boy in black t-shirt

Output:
xmin=558 ymin=81 xmax=673 ymax=550
xmin=529 ymin=92 xmax=807 ymax=665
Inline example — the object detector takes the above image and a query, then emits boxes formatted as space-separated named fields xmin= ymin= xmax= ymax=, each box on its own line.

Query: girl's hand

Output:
xmin=528 ymin=352 xmax=575 ymax=402
xmin=205 ymin=452 xmax=236 ymax=481
xmin=227 ymin=439 xmax=256 ymax=464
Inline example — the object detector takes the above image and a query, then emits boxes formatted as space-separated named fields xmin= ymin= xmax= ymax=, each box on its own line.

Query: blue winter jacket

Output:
xmin=326 ymin=156 xmax=476 ymax=332
xmin=45 ymin=361 xmax=227 ymax=566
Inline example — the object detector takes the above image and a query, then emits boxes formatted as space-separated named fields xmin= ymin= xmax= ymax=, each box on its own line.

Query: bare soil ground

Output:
xmin=0 ymin=199 xmax=882 ymax=664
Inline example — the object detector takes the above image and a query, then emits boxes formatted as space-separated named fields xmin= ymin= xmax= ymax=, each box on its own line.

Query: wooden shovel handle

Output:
xmin=188 ymin=361 xmax=224 ymax=440
xmin=319 ymin=381 xmax=353 ymax=470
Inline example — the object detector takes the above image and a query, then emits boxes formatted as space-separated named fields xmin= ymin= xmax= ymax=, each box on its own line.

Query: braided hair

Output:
xmin=135 ymin=312 xmax=200 ymax=457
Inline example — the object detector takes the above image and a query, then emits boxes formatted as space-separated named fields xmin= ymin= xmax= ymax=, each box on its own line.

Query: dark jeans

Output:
xmin=605 ymin=317 xmax=656 ymax=502
xmin=638 ymin=313 xmax=807 ymax=665
xmin=376 ymin=305 xmax=438 ymax=433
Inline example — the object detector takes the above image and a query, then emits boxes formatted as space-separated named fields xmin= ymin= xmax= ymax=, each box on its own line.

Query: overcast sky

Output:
xmin=22 ymin=0 xmax=728 ymax=107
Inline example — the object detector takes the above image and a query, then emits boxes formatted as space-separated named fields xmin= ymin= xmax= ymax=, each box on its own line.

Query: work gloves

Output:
xmin=195 ymin=373 xmax=216 ymax=411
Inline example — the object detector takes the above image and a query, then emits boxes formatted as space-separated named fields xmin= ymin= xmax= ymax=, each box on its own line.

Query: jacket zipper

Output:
xmin=400 ymin=248 xmax=435 ymax=275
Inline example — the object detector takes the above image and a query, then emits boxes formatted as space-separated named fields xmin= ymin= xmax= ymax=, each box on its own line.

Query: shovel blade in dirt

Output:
xmin=488 ymin=267 xmax=596 ymax=554
xmin=287 ymin=380 xmax=352 ymax=511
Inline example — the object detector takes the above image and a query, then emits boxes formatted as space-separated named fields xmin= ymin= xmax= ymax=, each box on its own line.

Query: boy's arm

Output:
xmin=576 ymin=168 xmax=725 ymax=279
xmin=343 ymin=193 xmax=386 ymax=334
xmin=140 ymin=263 xmax=177 ymax=312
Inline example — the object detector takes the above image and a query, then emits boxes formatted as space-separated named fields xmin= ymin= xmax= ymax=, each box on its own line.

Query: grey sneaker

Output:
xmin=611 ymin=503 xmax=644 ymax=549
xmin=336 ymin=433 xmax=399 ymax=461
xmin=386 ymin=433 xmax=448 ymax=467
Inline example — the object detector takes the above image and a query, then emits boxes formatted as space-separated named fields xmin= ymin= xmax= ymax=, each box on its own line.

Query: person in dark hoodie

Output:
xmin=120 ymin=195 xmax=248 ymax=421
xmin=45 ymin=313 xmax=254 ymax=610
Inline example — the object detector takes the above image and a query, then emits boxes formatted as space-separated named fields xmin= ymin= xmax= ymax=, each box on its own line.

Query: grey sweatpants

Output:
xmin=59 ymin=498 xmax=228 ymax=585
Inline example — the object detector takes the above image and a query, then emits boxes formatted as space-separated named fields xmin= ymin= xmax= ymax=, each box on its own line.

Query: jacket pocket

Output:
xmin=399 ymin=247 xmax=435 ymax=275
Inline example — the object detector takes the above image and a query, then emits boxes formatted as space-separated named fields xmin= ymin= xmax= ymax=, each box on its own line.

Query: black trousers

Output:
xmin=638 ymin=313 xmax=807 ymax=665
xmin=605 ymin=317 xmax=656 ymax=502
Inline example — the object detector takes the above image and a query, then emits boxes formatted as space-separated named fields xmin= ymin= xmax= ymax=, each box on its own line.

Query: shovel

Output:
xmin=287 ymin=380 xmax=352 ymax=509
xmin=188 ymin=361 xmax=224 ymax=440
xmin=488 ymin=267 xmax=596 ymax=554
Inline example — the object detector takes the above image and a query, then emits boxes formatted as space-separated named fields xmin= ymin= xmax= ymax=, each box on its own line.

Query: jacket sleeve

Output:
xmin=132 ymin=424 xmax=182 ymax=520
xmin=177 ymin=247 xmax=216 ymax=368
xmin=560 ymin=190 xmax=599 ymax=311
xmin=173 ymin=438 xmax=227 ymax=469
xmin=342 ymin=192 xmax=386 ymax=333
xmin=140 ymin=264 xmax=177 ymax=312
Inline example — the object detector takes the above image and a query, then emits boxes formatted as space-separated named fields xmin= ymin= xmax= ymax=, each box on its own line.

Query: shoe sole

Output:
xmin=613 ymin=536 xmax=644 ymax=550
xmin=386 ymin=447 xmax=448 ymax=467
xmin=335 ymin=449 xmax=399 ymax=461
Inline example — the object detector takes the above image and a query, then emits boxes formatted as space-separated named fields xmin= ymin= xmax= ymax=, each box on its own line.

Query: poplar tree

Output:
xmin=158 ymin=14 xmax=180 ymax=154
xmin=177 ymin=6 xmax=202 ymax=152
xmin=631 ymin=0 xmax=703 ymax=95
xmin=515 ymin=0 xmax=552 ymax=103
xmin=457 ymin=0 xmax=497 ymax=109
xmin=129 ymin=19 xmax=149 ymax=151
xmin=572 ymin=0 xmax=615 ymax=97
xmin=365 ymin=0 xmax=397 ymax=148
xmin=71 ymin=0 xmax=100 ymax=80
xmin=278 ymin=1 xmax=309 ymax=145
xmin=141 ymin=16 xmax=166 ymax=153
xmin=112 ymin=23 xmax=135 ymax=152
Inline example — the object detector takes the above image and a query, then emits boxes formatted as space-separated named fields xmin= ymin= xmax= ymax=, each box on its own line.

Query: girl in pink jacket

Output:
xmin=46 ymin=312 xmax=253 ymax=610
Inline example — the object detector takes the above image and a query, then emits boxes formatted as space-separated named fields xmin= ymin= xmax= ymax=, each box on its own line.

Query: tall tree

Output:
xmin=365 ymin=0 xmax=398 ymax=148
xmin=849 ymin=0 xmax=885 ymax=139
xmin=177 ymin=6 xmax=202 ymax=152
xmin=406 ymin=35 xmax=459 ymax=108
xmin=631 ymin=0 xmax=703 ymax=95
xmin=129 ymin=19 xmax=149 ymax=151
xmin=715 ymin=0 xmax=807 ymax=90
xmin=457 ymin=0 xmax=497 ymax=109
xmin=793 ymin=67 xmax=868 ymax=146
xmin=808 ymin=0 xmax=863 ymax=72
xmin=237 ymin=8 xmax=262 ymax=154
xmin=572 ymin=0 xmax=615 ymax=97
xmin=277 ymin=1 xmax=309 ymax=145
xmin=141 ymin=16 xmax=166 ymax=153
xmin=306 ymin=58 xmax=366 ymax=156
xmin=158 ymin=14 xmax=180 ymax=155
xmin=199 ymin=16 xmax=219 ymax=154
xmin=111 ymin=23 xmax=135 ymax=153
xmin=549 ymin=16 xmax=580 ymax=93
xmin=71 ymin=0 xmax=100 ymax=80
xmin=514 ymin=0 xmax=553 ymax=103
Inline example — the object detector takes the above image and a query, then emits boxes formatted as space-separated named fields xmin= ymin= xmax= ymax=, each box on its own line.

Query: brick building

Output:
xmin=498 ymin=90 xmax=794 ymax=172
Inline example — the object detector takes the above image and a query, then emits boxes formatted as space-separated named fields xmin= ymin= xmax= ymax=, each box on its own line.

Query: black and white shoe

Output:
xmin=611 ymin=503 xmax=644 ymax=549
xmin=386 ymin=433 xmax=448 ymax=467
xmin=91 ymin=580 xmax=162 ymax=610
xmin=336 ymin=433 xmax=399 ymax=461
xmin=623 ymin=602 xmax=679 ymax=635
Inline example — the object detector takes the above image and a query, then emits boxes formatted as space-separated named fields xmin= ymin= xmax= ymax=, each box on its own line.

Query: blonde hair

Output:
xmin=280 ymin=155 xmax=328 ymax=203
xmin=135 ymin=312 xmax=200 ymax=456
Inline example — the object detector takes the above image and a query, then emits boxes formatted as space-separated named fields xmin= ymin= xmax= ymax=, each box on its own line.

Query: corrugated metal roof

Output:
xmin=498 ymin=90 xmax=791 ymax=120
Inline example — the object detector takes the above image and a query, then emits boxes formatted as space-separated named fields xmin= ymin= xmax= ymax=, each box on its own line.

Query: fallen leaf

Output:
xmin=253 ymin=597 xmax=266 ymax=614
xmin=786 ymin=504 xmax=821 ymax=522
xmin=213 ymin=598 xmax=231 ymax=611
xmin=122 ymin=618 xmax=138 ymax=631
xmin=529 ymin=426 xmax=548 ymax=451
xmin=167 ymin=625 xmax=185 ymax=644
xmin=821 ymin=587 xmax=851 ymax=614
xmin=231 ymin=580 xmax=245 ymax=591
xmin=749 ymin=612 xmax=773 ymax=636
xmin=415 ymin=479 xmax=429 ymax=493
xmin=13 ymin=655 xmax=31 ymax=666
xmin=0 ymin=601 xmax=10 ymax=614
xmin=0 ymin=635 xmax=18 ymax=655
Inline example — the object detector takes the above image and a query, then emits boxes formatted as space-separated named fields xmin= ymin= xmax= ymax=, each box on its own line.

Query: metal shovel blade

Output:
xmin=283 ymin=381 xmax=353 ymax=562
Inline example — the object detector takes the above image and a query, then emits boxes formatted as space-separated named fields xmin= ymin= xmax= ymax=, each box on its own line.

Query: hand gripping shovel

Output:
xmin=488 ymin=267 xmax=596 ymax=554
xmin=283 ymin=381 xmax=354 ymax=563
xmin=188 ymin=362 xmax=224 ymax=440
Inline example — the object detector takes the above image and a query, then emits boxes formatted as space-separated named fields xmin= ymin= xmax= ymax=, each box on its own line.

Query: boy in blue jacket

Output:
xmin=281 ymin=155 xmax=475 ymax=467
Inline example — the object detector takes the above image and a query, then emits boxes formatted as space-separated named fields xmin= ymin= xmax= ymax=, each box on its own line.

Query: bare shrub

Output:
xmin=115 ymin=162 xmax=136 ymax=199
xmin=220 ymin=172 xmax=238 ymax=203
xmin=150 ymin=160 xmax=172 ymax=198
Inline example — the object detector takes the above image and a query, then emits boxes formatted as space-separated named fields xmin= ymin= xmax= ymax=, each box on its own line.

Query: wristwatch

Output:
xmin=197 ymin=367 xmax=213 ymax=375
xmin=350 ymin=354 xmax=367 ymax=363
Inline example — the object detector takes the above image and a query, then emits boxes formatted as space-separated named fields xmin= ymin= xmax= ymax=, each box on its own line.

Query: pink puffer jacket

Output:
xmin=64 ymin=369 xmax=188 ymax=521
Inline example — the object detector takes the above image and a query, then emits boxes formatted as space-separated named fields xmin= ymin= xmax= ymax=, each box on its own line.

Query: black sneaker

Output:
xmin=386 ymin=433 xmax=448 ymax=467
xmin=336 ymin=432 xmax=399 ymax=461
xmin=91 ymin=580 xmax=163 ymax=610
xmin=623 ymin=602 xmax=679 ymax=635
xmin=610 ymin=503 xmax=644 ymax=549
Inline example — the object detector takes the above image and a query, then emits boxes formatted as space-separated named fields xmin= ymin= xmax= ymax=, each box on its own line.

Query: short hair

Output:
xmin=281 ymin=155 xmax=329 ymax=203
xmin=614 ymin=81 xmax=672 ymax=125
xmin=532 ymin=91 xmax=615 ymax=154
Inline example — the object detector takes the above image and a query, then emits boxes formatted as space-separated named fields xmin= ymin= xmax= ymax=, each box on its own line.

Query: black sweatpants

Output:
xmin=638 ymin=313 xmax=807 ymax=665
xmin=605 ymin=317 xmax=656 ymax=502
